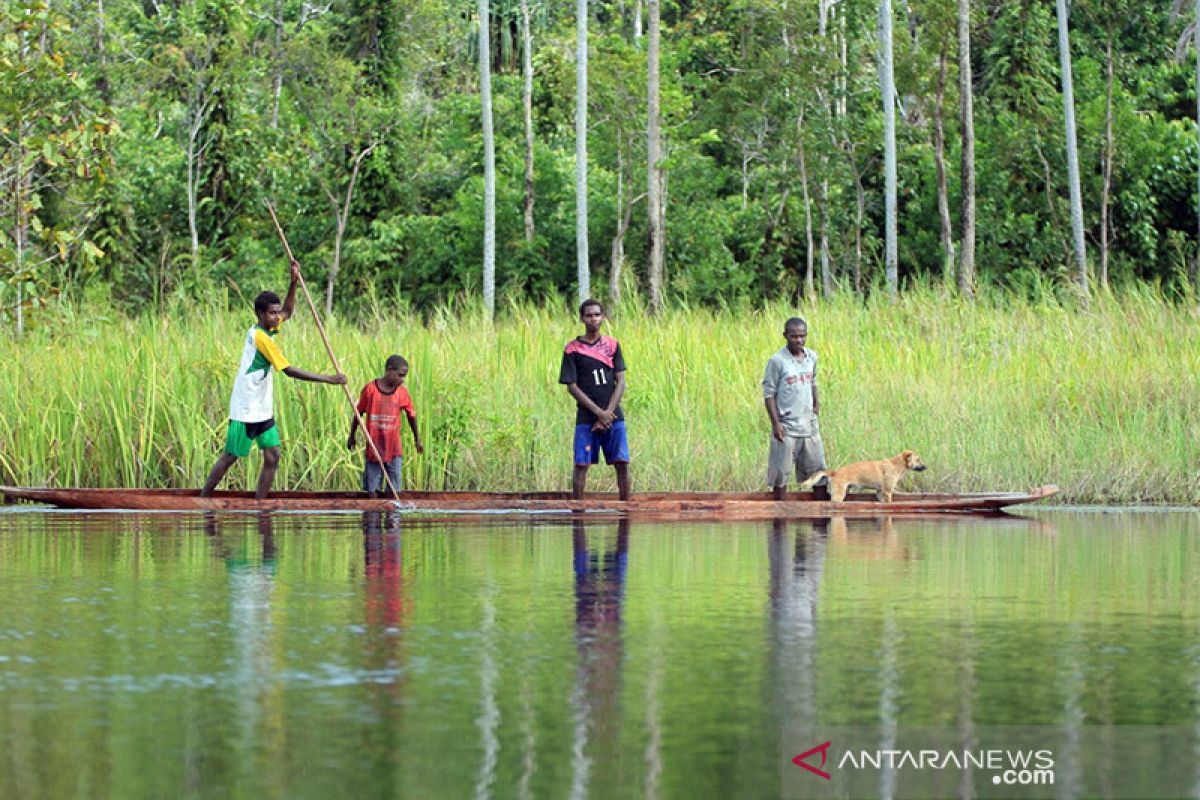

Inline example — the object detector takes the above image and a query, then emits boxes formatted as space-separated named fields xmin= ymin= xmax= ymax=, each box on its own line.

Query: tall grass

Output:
xmin=2 ymin=288 xmax=1198 ymax=503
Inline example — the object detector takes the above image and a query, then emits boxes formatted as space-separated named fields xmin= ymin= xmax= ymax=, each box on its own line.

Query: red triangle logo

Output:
xmin=792 ymin=741 xmax=832 ymax=780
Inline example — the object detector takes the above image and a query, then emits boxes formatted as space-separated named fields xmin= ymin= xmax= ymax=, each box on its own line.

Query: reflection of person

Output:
xmin=573 ymin=518 xmax=629 ymax=626
xmin=767 ymin=517 xmax=828 ymax=754
xmin=204 ymin=512 xmax=277 ymax=570
xmin=201 ymin=261 xmax=346 ymax=499
xmin=763 ymin=317 xmax=827 ymax=501
xmin=571 ymin=518 xmax=630 ymax=788
xmin=348 ymin=355 xmax=423 ymax=496
xmin=362 ymin=511 xmax=407 ymax=631
xmin=559 ymin=300 xmax=630 ymax=500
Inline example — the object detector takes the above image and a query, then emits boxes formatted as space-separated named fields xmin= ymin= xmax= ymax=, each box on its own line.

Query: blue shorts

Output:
xmin=574 ymin=420 xmax=630 ymax=466
xmin=363 ymin=457 xmax=402 ymax=493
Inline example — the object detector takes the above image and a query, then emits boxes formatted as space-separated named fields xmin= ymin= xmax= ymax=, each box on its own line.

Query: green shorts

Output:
xmin=224 ymin=419 xmax=281 ymax=458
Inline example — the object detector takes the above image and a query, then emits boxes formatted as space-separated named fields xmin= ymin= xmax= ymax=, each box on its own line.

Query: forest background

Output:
xmin=2 ymin=0 xmax=1199 ymax=502
xmin=5 ymin=0 xmax=1200 ymax=312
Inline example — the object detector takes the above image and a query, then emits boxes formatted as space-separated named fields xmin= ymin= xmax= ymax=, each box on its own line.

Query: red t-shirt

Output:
xmin=356 ymin=380 xmax=415 ymax=462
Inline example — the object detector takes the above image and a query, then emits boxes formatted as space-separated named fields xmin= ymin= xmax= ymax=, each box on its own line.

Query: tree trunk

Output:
xmin=854 ymin=172 xmax=865 ymax=294
xmin=521 ymin=0 xmax=535 ymax=243
xmin=575 ymin=0 xmax=589 ymax=303
xmin=325 ymin=145 xmax=374 ymax=316
xmin=797 ymin=115 xmax=815 ymax=301
xmin=1055 ymin=0 xmax=1089 ymax=301
xmin=479 ymin=0 xmax=496 ymax=318
xmin=611 ymin=138 xmax=625 ymax=311
xmin=1100 ymin=31 xmax=1113 ymax=288
xmin=819 ymin=179 xmax=832 ymax=296
xmin=186 ymin=114 xmax=201 ymax=277
xmin=879 ymin=0 xmax=898 ymax=297
xmin=271 ymin=0 xmax=283 ymax=129
xmin=96 ymin=0 xmax=110 ymax=100
xmin=838 ymin=6 xmax=848 ymax=117
xmin=934 ymin=47 xmax=955 ymax=286
xmin=741 ymin=148 xmax=750 ymax=210
xmin=647 ymin=0 xmax=663 ymax=313
xmin=634 ymin=0 xmax=643 ymax=41
xmin=13 ymin=137 xmax=27 ymax=338
xmin=957 ymin=0 xmax=976 ymax=297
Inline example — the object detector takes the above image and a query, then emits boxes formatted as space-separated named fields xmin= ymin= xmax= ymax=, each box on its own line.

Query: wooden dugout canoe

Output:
xmin=0 ymin=485 xmax=1060 ymax=520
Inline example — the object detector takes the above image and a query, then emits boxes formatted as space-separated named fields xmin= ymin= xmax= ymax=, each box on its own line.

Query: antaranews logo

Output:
xmin=786 ymin=726 xmax=1193 ymax=799
xmin=790 ymin=739 xmax=1055 ymax=788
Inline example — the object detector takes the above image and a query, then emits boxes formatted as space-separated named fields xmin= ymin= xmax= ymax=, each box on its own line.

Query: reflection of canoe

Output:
xmin=1 ymin=485 xmax=1059 ymax=520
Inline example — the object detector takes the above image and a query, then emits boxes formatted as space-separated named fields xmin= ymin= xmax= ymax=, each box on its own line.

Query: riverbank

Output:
xmin=2 ymin=289 xmax=1197 ymax=504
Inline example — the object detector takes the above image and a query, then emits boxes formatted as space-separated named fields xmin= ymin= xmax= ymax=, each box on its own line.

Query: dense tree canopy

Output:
xmin=1 ymin=0 xmax=1197 ymax=323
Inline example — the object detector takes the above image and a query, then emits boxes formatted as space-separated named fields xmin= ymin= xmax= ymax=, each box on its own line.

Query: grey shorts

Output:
xmin=767 ymin=434 xmax=827 ymax=488
xmin=363 ymin=457 xmax=402 ymax=494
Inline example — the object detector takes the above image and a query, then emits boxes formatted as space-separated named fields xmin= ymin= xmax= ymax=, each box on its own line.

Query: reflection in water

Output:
xmin=829 ymin=515 xmax=911 ymax=561
xmin=1194 ymin=640 xmax=1200 ymax=799
xmin=362 ymin=510 xmax=409 ymax=723
xmin=4 ymin=508 xmax=1200 ymax=799
xmin=1057 ymin=623 xmax=1086 ymax=799
xmin=362 ymin=511 xmax=405 ymax=632
xmin=879 ymin=613 xmax=899 ymax=800
xmin=517 ymin=666 xmax=536 ymax=800
xmin=957 ymin=589 xmax=978 ymax=800
xmin=643 ymin=591 xmax=664 ymax=800
xmin=769 ymin=516 xmax=829 ymax=738
xmin=475 ymin=572 xmax=500 ymax=799
xmin=768 ymin=516 xmax=828 ymax=800
xmin=207 ymin=512 xmax=282 ymax=792
xmin=570 ymin=517 xmax=629 ymax=800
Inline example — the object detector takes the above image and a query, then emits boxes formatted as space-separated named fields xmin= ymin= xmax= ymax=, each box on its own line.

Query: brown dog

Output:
xmin=800 ymin=450 xmax=927 ymax=502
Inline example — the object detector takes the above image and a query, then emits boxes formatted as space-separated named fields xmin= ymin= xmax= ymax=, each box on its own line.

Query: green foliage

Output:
xmin=0 ymin=0 xmax=114 ymax=323
xmin=1 ymin=0 xmax=1199 ymax=316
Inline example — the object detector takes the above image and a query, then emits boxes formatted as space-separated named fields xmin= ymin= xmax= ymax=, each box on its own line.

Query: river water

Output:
xmin=0 ymin=508 xmax=1197 ymax=799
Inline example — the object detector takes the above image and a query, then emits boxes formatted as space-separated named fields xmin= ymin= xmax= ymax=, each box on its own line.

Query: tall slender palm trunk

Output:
xmin=479 ymin=0 xmax=496 ymax=318
xmin=957 ymin=0 xmax=976 ymax=297
xmin=1055 ymin=0 xmax=1089 ymax=301
xmin=575 ymin=0 xmax=589 ymax=303
xmin=646 ymin=0 xmax=664 ymax=313
xmin=879 ymin=0 xmax=898 ymax=297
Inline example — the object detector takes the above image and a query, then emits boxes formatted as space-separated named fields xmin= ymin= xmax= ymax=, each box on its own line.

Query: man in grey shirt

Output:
xmin=763 ymin=317 xmax=827 ymax=500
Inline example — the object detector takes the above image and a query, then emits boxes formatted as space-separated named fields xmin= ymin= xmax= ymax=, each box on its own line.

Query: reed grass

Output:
xmin=2 ymin=287 xmax=1198 ymax=503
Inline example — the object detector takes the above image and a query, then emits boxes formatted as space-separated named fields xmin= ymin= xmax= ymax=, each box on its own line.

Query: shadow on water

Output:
xmin=2 ymin=507 xmax=1199 ymax=798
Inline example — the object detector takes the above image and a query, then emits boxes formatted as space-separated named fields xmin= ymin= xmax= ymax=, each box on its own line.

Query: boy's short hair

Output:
xmin=579 ymin=298 xmax=604 ymax=317
xmin=254 ymin=291 xmax=282 ymax=314
xmin=784 ymin=316 xmax=808 ymax=331
xmin=385 ymin=355 xmax=409 ymax=371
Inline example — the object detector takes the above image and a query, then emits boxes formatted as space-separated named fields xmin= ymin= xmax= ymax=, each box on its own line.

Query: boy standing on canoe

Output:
xmin=559 ymin=299 xmax=630 ymax=500
xmin=200 ymin=262 xmax=346 ymax=499
xmin=347 ymin=355 xmax=423 ymax=497
xmin=763 ymin=317 xmax=827 ymax=501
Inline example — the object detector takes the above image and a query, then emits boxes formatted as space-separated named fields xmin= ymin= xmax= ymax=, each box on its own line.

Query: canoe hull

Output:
xmin=1 ymin=485 xmax=1060 ymax=520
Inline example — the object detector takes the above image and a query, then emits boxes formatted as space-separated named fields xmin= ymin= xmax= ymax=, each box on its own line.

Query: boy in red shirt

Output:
xmin=347 ymin=355 xmax=423 ymax=496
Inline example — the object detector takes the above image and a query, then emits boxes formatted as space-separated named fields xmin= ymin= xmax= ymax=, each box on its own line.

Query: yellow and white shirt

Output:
xmin=228 ymin=324 xmax=291 ymax=422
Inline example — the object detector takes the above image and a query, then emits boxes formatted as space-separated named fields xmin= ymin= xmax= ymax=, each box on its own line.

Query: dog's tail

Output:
xmin=797 ymin=471 xmax=829 ymax=491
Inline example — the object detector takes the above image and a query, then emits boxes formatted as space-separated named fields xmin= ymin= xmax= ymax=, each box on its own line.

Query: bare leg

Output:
xmin=572 ymin=465 xmax=589 ymax=500
xmin=201 ymin=452 xmax=239 ymax=497
xmin=255 ymin=447 xmax=281 ymax=500
xmin=613 ymin=462 xmax=630 ymax=500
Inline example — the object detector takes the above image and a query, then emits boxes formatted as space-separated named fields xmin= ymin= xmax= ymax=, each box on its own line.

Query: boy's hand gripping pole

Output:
xmin=265 ymin=201 xmax=402 ymax=502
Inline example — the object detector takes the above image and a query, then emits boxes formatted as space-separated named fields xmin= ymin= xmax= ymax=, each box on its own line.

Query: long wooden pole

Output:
xmin=265 ymin=201 xmax=401 ymax=501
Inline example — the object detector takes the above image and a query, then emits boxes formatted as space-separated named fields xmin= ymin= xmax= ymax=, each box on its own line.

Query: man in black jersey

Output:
xmin=558 ymin=299 xmax=631 ymax=500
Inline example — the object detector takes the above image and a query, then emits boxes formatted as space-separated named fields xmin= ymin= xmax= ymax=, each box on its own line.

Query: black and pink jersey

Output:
xmin=559 ymin=335 xmax=627 ymax=424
